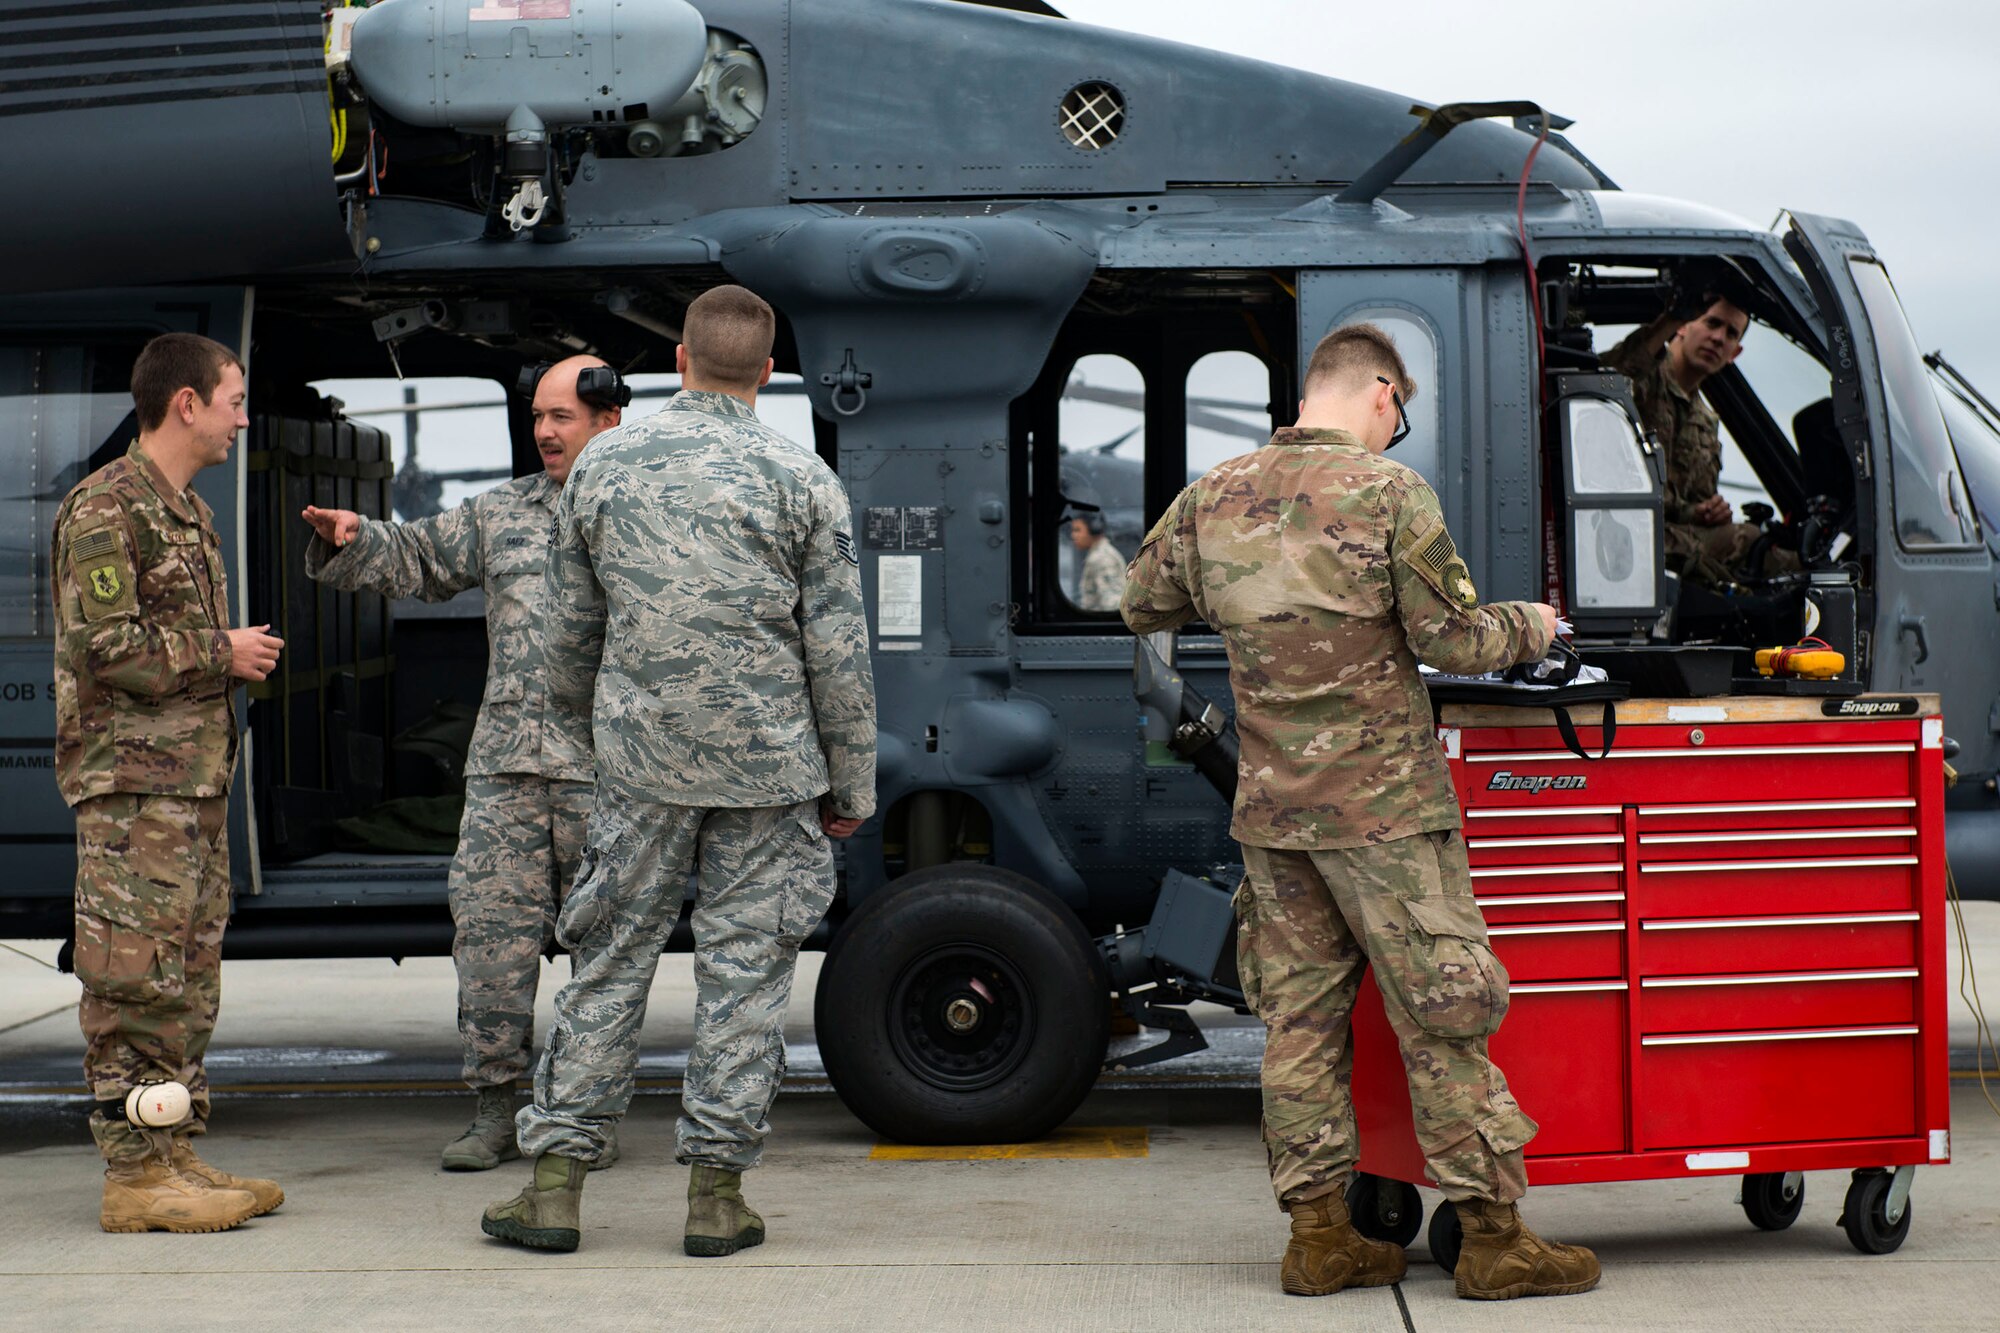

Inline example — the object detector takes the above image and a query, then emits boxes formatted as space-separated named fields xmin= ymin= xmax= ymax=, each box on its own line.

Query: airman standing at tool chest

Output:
xmin=301 ymin=357 xmax=623 ymax=1171
xmin=1122 ymin=323 xmax=1601 ymax=1301
xmin=53 ymin=332 xmax=286 ymax=1233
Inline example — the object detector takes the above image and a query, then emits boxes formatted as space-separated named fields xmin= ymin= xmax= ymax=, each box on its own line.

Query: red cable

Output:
xmin=1516 ymin=113 xmax=1552 ymax=373
xmin=1772 ymin=636 xmax=1835 ymax=676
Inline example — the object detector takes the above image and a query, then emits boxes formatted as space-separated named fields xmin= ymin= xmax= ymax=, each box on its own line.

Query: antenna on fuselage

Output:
xmin=1335 ymin=101 xmax=1566 ymax=207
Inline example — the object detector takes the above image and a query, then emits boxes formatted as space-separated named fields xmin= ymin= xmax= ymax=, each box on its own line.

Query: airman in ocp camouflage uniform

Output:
xmin=53 ymin=333 xmax=286 ymax=1234
xmin=1123 ymin=323 xmax=1600 ymax=1301
xmin=1603 ymin=296 xmax=1800 ymax=586
xmin=483 ymin=286 xmax=876 ymax=1258
xmin=302 ymin=357 xmax=621 ymax=1170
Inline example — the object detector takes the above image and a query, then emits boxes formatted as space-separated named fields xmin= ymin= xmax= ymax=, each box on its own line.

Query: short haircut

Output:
xmin=131 ymin=332 xmax=242 ymax=432
xmin=1302 ymin=322 xmax=1415 ymax=403
xmin=683 ymin=285 xmax=775 ymax=391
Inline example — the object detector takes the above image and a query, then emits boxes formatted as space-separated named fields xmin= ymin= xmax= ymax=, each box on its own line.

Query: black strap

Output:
xmin=1552 ymin=699 xmax=1617 ymax=761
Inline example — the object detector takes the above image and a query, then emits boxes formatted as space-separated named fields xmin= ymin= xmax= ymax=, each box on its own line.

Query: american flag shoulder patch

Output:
xmin=69 ymin=527 xmax=119 ymax=563
xmin=1415 ymin=528 xmax=1457 ymax=576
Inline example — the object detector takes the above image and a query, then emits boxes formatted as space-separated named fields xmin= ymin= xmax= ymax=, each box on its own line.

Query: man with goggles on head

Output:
xmin=299 ymin=356 xmax=625 ymax=1172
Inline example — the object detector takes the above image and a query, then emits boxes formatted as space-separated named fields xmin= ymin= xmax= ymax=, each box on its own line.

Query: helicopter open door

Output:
xmin=1783 ymin=214 xmax=1996 ymax=779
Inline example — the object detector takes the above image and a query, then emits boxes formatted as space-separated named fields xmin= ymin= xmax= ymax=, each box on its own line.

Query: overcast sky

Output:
xmin=1063 ymin=0 xmax=2000 ymax=387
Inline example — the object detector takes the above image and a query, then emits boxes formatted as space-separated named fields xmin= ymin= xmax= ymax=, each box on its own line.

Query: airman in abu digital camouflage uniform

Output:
xmin=52 ymin=333 xmax=286 ymax=1233
xmin=1123 ymin=324 xmax=1600 ymax=1301
xmin=482 ymin=286 xmax=876 ymax=1257
xmin=301 ymin=357 xmax=622 ymax=1170
xmin=1603 ymin=292 xmax=1800 ymax=586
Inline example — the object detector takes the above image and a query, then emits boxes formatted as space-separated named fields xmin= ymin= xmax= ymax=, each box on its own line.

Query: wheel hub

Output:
xmin=943 ymin=997 xmax=982 ymax=1034
xmin=887 ymin=945 xmax=1035 ymax=1093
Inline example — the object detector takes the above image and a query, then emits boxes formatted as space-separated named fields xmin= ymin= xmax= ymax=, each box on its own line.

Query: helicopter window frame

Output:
xmin=0 ymin=338 xmax=148 ymax=641
xmin=1316 ymin=302 xmax=1444 ymax=493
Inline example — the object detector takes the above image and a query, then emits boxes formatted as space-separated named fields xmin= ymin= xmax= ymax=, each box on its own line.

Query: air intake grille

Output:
xmin=1059 ymin=82 xmax=1125 ymax=149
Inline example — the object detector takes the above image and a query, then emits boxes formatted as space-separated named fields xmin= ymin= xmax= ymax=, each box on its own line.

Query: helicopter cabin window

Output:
xmin=0 ymin=342 xmax=144 ymax=639
xmin=1321 ymin=311 xmax=1441 ymax=490
xmin=1847 ymin=260 xmax=1981 ymax=550
xmin=1054 ymin=353 xmax=1146 ymax=614
xmin=1930 ymin=361 xmax=2000 ymax=545
xmin=1185 ymin=350 xmax=1279 ymax=480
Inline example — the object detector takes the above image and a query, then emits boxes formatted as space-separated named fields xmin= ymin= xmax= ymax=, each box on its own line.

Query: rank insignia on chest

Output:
xmin=88 ymin=565 xmax=123 ymax=603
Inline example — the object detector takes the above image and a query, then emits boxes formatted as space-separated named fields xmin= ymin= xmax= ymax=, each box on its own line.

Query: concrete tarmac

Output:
xmin=2 ymin=905 xmax=1998 ymax=1330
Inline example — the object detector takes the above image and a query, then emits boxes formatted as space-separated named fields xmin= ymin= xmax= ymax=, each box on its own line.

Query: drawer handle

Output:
xmin=1640 ymin=828 xmax=1916 ymax=846
xmin=1467 ymin=805 xmax=1623 ymax=819
xmin=1642 ymin=969 xmax=1919 ymax=989
xmin=1470 ymin=744 xmax=1913 ymax=763
xmin=1470 ymin=863 xmax=1623 ymax=879
xmin=1513 ymin=982 xmax=1628 ymax=994
xmin=1642 ymin=912 xmax=1919 ymax=931
xmin=1636 ymin=799 xmax=1914 ymax=817
xmin=1643 ymin=1025 xmax=1919 ymax=1047
xmin=1489 ymin=921 xmax=1626 ymax=937
xmin=1640 ymin=856 xmax=1919 ymax=874
xmin=1469 ymin=835 xmax=1626 ymax=849
xmin=1476 ymin=892 xmax=1624 ymax=907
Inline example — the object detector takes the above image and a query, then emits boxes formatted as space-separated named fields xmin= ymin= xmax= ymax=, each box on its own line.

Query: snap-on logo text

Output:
xmin=1486 ymin=772 xmax=1588 ymax=793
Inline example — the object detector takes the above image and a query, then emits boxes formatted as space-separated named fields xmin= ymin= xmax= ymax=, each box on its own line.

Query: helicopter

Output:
xmin=3 ymin=0 xmax=1998 ymax=1145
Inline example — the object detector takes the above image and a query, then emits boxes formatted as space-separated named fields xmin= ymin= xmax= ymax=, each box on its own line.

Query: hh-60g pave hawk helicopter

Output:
xmin=4 ymin=0 xmax=1999 ymax=1147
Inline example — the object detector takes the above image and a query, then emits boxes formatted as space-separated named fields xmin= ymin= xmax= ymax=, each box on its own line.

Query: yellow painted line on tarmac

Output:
xmin=870 ymin=1126 xmax=1149 ymax=1161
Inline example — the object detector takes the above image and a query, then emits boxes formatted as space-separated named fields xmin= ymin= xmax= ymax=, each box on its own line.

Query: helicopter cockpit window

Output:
xmin=0 ymin=342 xmax=143 ymax=638
xmin=1847 ymin=260 xmax=1981 ymax=550
xmin=1055 ymin=353 xmax=1146 ymax=613
xmin=1929 ymin=360 xmax=2000 ymax=548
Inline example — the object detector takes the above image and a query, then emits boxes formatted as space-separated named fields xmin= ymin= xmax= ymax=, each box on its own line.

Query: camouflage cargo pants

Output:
xmin=515 ymin=790 xmax=836 ymax=1171
xmin=73 ymin=793 xmax=229 ymax=1164
xmin=1237 ymin=829 xmax=1537 ymax=1208
xmin=451 ymin=774 xmax=593 ymax=1089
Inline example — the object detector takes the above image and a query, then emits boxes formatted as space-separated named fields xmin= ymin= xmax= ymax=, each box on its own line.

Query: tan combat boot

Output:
xmin=442 ymin=1086 xmax=521 ymax=1171
xmin=1280 ymin=1190 xmax=1408 ymax=1296
xmin=171 ymin=1137 xmax=284 ymax=1217
xmin=481 ymin=1153 xmax=587 ymax=1252
xmin=684 ymin=1164 xmax=765 ymax=1257
xmin=1453 ymin=1199 xmax=1601 ymax=1300
xmin=100 ymin=1156 xmax=258 ymax=1234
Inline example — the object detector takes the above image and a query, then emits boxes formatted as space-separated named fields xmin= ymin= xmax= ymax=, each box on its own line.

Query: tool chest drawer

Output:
xmin=1496 ymin=985 xmax=1627 ymax=1157
xmin=1633 ymin=855 xmax=1917 ymax=918
xmin=1487 ymin=920 xmax=1625 ymax=981
xmin=1637 ymin=912 xmax=1918 ymax=976
xmin=1639 ymin=1027 xmax=1919 ymax=1149
xmin=1478 ymin=891 xmax=1624 ymax=927
xmin=1464 ymin=828 xmax=1625 ymax=869
xmin=1635 ymin=798 xmax=1916 ymax=834
xmin=1639 ymin=969 xmax=1918 ymax=1035
xmin=1463 ymin=805 xmax=1624 ymax=839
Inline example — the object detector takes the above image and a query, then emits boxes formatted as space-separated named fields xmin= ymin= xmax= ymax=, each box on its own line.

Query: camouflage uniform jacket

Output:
xmin=1077 ymin=537 xmax=1126 ymax=611
xmin=544 ymin=390 xmax=877 ymax=815
xmin=306 ymin=471 xmax=588 ymax=781
xmin=1603 ymin=331 xmax=1721 ymax=524
xmin=1122 ymin=429 xmax=1552 ymax=851
xmin=52 ymin=441 xmax=238 ymax=806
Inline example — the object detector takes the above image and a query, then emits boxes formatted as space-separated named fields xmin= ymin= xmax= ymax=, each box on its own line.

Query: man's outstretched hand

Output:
xmin=301 ymin=505 xmax=362 ymax=548
xmin=1693 ymin=494 xmax=1732 ymax=527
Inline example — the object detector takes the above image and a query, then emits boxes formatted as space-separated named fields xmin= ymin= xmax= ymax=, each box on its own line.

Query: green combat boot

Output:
xmin=481 ymin=1154 xmax=587 ymax=1252
xmin=684 ymin=1165 xmax=764 ymax=1257
xmin=1280 ymin=1191 xmax=1408 ymax=1296
xmin=1453 ymin=1200 xmax=1601 ymax=1300
xmin=442 ymin=1087 xmax=520 ymax=1172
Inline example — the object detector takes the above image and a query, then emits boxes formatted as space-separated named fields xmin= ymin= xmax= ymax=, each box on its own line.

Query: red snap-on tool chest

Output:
xmin=1347 ymin=695 xmax=1951 ymax=1258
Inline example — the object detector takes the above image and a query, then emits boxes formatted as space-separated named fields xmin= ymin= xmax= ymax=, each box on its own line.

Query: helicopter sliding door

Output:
xmin=1784 ymin=215 xmax=1997 ymax=780
xmin=1295 ymin=267 xmax=1543 ymax=605
xmin=0 ymin=288 xmax=254 ymax=927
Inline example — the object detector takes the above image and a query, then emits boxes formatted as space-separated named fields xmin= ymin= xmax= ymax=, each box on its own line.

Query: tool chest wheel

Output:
xmin=1346 ymin=1173 xmax=1423 ymax=1248
xmin=1741 ymin=1172 xmax=1805 ymax=1231
xmin=1426 ymin=1199 xmax=1463 ymax=1273
xmin=1840 ymin=1170 xmax=1913 ymax=1255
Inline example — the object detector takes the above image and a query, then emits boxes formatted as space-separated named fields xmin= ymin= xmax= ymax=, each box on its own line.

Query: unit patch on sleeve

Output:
xmin=1406 ymin=526 xmax=1479 ymax=609
xmin=69 ymin=527 xmax=136 ymax=619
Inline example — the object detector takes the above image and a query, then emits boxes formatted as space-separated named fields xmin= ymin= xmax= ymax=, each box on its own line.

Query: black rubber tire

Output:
xmin=1427 ymin=1199 xmax=1463 ymax=1273
xmin=1347 ymin=1173 xmax=1424 ymax=1248
xmin=1840 ymin=1170 xmax=1913 ymax=1255
xmin=814 ymin=865 xmax=1111 ymax=1145
xmin=1742 ymin=1172 xmax=1805 ymax=1231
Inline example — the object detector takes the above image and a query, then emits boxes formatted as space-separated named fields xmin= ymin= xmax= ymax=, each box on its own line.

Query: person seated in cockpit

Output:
xmin=1602 ymin=287 xmax=1800 ymax=586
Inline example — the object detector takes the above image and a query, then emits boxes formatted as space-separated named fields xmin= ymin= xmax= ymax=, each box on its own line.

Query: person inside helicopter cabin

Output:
xmin=1070 ymin=509 xmax=1127 ymax=611
xmin=1600 ymin=278 xmax=1801 ymax=587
